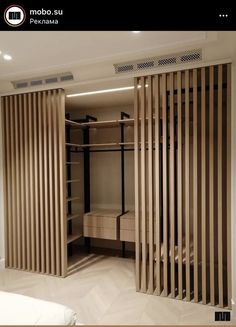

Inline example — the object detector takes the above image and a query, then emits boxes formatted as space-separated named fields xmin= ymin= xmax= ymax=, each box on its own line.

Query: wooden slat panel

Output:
xmin=28 ymin=93 xmax=36 ymax=271
xmin=23 ymin=94 xmax=31 ymax=270
xmin=48 ymin=91 xmax=55 ymax=275
xmin=209 ymin=65 xmax=215 ymax=305
xmin=155 ymin=75 xmax=161 ymax=295
xmin=217 ymin=65 xmax=223 ymax=307
xmin=226 ymin=64 xmax=232 ymax=309
xmin=162 ymin=73 xmax=168 ymax=296
xmin=140 ymin=77 xmax=147 ymax=291
xmin=13 ymin=95 xmax=21 ymax=269
xmin=38 ymin=93 xmax=45 ymax=274
xmin=9 ymin=96 xmax=17 ymax=268
xmin=52 ymin=90 xmax=61 ymax=276
xmin=3 ymin=97 xmax=12 ymax=267
xmin=134 ymin=78 xmax=140 ymax=291
xmin=169 ymin=72 xmax=175 ymax=298
xmin=148 ymin=76 xmax=154 ymax=293
xmin=185 ymin=70 xmax=191 ymax=301
xmin=58 ymin=89 xmax=67 ymax=277
xmin=18 ymin=95 xmax=26 ymax=270
xmin=201 ymin=67 xmax=207 ymax=304
xmin=193 ymin=69 xmax=198 ymax=302
xmin=42 ymin=91 xmax=50 ymax=274
xmin=177 ymin=71 xmax=183 ymax=299
xmin=2 ymin=89 xmax=66 ymax=277
xmin=32 ymin=93 xmax=40 ymax=272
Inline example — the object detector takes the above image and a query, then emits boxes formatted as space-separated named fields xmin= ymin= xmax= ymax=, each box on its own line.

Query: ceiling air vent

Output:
xmin=12 ymin=72 xmax=74 ymax=89
xmin=114 ymin=49 xmax=202 ymax=74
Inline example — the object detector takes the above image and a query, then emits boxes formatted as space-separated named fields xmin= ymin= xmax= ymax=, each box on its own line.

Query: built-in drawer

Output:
xmin=83 ymin=209 xmax=121 ymax=241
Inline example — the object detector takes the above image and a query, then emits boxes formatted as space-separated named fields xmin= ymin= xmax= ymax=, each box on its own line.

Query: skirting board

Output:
xmin=0 ymin=258 xmax=5 ymax=269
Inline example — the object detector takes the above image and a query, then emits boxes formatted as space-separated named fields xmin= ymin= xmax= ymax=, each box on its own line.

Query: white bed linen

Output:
xmin=0 ymin=291 xmax=77 ymax=325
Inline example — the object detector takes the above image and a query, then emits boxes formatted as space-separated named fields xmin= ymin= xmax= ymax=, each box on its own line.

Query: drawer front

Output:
xmin=120 ymin=230 xmax=135 ymax=242
xmin=84 ymin=225 xmax=117 ymax=240
xmin=84 ymin=215 xmax=117 ymax=229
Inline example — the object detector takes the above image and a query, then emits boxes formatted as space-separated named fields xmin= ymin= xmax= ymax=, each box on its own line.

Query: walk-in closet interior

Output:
xmin=1 ymin=63 xmax=231 ymax=309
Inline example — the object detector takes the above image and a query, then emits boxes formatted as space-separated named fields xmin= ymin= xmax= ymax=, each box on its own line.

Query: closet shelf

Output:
xmin=67 ymin=213 xmax=80 ymax=221
xmin=66 ymin=196 xmax=80 ymax=202
xmin=67 ymin=233 xmax=83 ymax=244
xmin=80 ymin=118 xmax=134 ymax=128
xmin=82 ymin=142 xmax=134 ymax=148
xmin=66 ymin=179 xmax=80 ymax=183
xmin=66 ymin=142 xmax=83 ymax=148
xmin=65 ymin=119 xmax=84 ymax=129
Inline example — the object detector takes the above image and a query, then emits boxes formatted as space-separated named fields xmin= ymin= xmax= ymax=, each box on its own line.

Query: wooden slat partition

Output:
xmin=193 ymin=69 xmax=198 ymax=303
xmin=140 ymin=76 xmax=147 ymax=292
xmin=201 ymin=67 xmax=207 ymax=304
xmin=185 ymin=70 xmax=191 ymax=302
xmin=134 ymin=63 xmax=232 ymax=308
xmin=154 ymin=75 xmax=161 ymax=295
xmin=169 ymin=72 xmax=175 ymax=298
xmin=148 ymin=76 xmax=154 ymax=293
xmin=1 ymin=89 xmax=67 ymax=277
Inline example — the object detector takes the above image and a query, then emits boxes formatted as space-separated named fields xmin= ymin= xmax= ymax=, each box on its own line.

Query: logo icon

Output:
xmin=4 ymin=5 xmax=26 ymax=27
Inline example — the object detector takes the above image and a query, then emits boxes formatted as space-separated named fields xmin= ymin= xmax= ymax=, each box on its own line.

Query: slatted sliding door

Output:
xmin=1 ymin=89 xmax=67 ymax=277
xmin=134 ymin=63 xmax=231 ymax=308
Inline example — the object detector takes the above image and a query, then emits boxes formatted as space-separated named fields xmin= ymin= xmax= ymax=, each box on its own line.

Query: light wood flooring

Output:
xmin=0 ymin=254 xmax=235 ymax=325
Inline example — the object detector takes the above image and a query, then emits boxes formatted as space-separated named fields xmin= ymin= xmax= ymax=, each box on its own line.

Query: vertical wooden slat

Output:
xmin=58 ymin=89 xmax=67 ymax=276
xmin=155 ymin=75 xmax=161 ymax=295
xmin=18 ymin=95 xmax=26 ymax=270
xmin=1 ymin=99 xmax=8 ymax=267
xmin=193 ymin=69 xmax=198 ymax=302
xmin=13 ymin=95 xmax=21 ymax=269
xmin=140 ymin=77 xmax=147 ymax=291
xmin=23 ymin=94 xmax=30 ymax=270
xmin=52 ymin=90 xmax=61 ymax=276
xmin=226 ymin=64 xmax=232 ymax=309
xmin=28 ymin=93 xmax=35 ymax=272
xmin=148 ymin=76 xmax=154 ymax=293
xmin=185 ymin=70 xmax=191 ymax=301
xmin=217 ymin=65 xmax=223 ymax=307
xmin=209 ymin=65 xmax=215 ymax=305
xmin=169 ymin=72 xmax=175 ymax=298
xmin=9 ymin=96 xmax=17 ymax=268
xmin=33 ymin=93 xmax=40 ymax=272
xmin=42 ymin=91 xmax=50 ymax=274
xmin=162 ymin=73 xmax=168 ymax=296
xmin=201 ymin=67 xmax=207 ymax=304
xmin=38 ymin=93 xmax=45 ymax=274
xmin=134 ymin=78 xmax=141 ymax=290
xmin=177 ymin=71 xmax=183 ymax=299
xmin=48 ymin=91 xmax=55 ymax=275
xmin=3 ymin=98 xmax=11 ymax=267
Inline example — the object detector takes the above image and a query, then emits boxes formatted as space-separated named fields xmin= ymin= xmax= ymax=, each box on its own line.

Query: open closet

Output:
xmin=1 ymin=62 xmax=232 ymax=309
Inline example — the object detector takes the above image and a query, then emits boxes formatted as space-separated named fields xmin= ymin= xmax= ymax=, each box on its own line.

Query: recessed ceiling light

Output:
xmin=3 ymin=54 xmax=12 ymax=61
xmin=67 ymin=86 xmax=134 ymax=98
xmin=132 ymin=31 xmax=141 ymax=34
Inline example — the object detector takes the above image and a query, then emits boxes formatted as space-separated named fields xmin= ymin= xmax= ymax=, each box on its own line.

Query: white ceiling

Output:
xmin=1 ymin=31 xmax=236 ymax=110
xmin=0 ymin=31 xmax=206 ymax=78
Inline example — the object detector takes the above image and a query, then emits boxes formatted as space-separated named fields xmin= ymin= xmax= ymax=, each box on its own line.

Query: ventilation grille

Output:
xmin=114 ymin=49 xmax=202 ymax=74
xmin=12 ymin=72 xmax=74 ymax=89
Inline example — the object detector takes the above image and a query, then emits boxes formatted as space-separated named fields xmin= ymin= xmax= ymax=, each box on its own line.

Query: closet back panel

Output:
xmin=134 ymin=63 xmax=231 ymax=308
xmin=1 ymin=89 xmax=67 ymax=277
